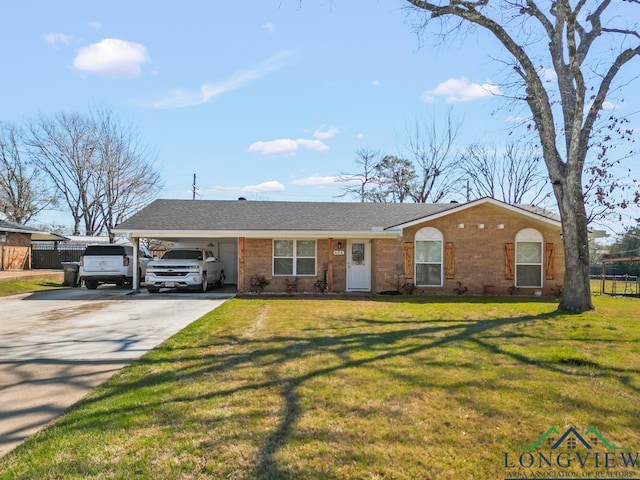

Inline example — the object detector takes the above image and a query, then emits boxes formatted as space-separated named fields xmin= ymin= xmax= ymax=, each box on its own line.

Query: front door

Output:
xmin=347 ymin=240 xmax=371 ymax=291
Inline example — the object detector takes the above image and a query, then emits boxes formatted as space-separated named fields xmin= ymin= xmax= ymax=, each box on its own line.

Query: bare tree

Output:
xmin=401 ymin=113 xmax=462 ymax=203
xmin=375 ymin=155 xmax=416 ymax=203
xmin=0 ymin=123 xmax=54 ymax=224
xmin=25 ymin=112 xmax=96 ymax=235
xmin=336 ymin=148 xmax=383 ymax=202
xmin=459 ymin=142 xmax=550 ymax=205
xmin=92 ymin=108 xmax=162 ymax=241
xmin=25 ymin=109 xmax=161 ymax=237
xmin=405 ymin=0 xmax=640 ymax=312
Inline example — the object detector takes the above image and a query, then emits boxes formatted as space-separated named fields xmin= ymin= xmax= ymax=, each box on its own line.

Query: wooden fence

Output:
xmin=1 ymin=246 xmax=31 ymax=270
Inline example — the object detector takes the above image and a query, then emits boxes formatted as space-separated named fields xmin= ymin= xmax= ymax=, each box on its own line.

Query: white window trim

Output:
xmin=415 ymin=227 xmax=443 ymax=287
xmin=515 ymin=228 xmax=543 ymax=288
xmin=272 ymin=239 xmax=317 ymax=276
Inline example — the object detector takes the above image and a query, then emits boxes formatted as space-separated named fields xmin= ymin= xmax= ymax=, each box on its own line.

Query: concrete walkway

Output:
xmin=0 ymin=286 xmax=232 ymax=456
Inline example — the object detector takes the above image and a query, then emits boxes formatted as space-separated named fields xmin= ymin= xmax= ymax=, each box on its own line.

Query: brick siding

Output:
xmin=239 ymin=204 xmax=564 ymax=296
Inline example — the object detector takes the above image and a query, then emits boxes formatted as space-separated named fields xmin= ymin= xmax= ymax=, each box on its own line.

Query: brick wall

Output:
xmin=402 ymin=203 xmax=564 ymax=296
xmin=371 ymin=238 xmax=405 ymax=292
xmin=243 ymin=238 xmax=348 ymax=293
xmin=239 ymin=204 xmax=564 ymax=296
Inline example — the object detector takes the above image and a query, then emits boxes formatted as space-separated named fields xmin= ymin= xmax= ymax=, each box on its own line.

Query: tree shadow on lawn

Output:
xmin=47 ymin=304 xmax=640 ymax=479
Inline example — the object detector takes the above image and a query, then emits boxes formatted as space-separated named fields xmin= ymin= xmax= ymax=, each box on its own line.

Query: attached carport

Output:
xmin=124 ymin=232 xmax=240 ymax=292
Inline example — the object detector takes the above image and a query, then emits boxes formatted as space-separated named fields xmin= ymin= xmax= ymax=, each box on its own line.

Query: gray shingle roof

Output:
xmin=115 ymin=199 xmax=461 ymax=232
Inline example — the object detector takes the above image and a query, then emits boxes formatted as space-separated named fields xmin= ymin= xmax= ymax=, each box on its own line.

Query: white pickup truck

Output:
xmin=145 ymin=248 xmax=225 ymax=293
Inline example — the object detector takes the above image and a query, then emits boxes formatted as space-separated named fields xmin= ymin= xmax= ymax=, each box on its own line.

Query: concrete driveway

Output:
xmin=0 ymin=286 xmax=233 ymax=456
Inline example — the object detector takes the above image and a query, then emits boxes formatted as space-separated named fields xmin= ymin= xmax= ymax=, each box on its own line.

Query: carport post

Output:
xmin=132 ymin=236 xmax=140 ymax=292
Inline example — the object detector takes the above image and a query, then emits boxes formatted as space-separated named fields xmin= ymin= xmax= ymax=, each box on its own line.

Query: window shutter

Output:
xmin=545 ymin=243 xmax=555 ymax=280
xmin=445 ymin=242 xmax=455 ymax=279
xmin=403 ymin=242 xmax=414 ymax=280
xmin=505 ymin=243 xmax=515 ymax=280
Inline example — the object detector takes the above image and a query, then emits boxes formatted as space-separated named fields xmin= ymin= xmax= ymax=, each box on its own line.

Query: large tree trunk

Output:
xmin=555 ymin=175 xmax=594 ymax=312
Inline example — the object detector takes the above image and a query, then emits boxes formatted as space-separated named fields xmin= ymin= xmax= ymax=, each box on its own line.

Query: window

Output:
xmin=415 ymin=227 xmax=443 ymax=287
xmin=273 ymin=240 xmax=316 ymax=276
xmin=516 ymin=229 xmax=543 ymax=287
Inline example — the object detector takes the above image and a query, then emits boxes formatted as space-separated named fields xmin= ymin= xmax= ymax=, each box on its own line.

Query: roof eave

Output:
xmin=112 ymin=228 xmax=402 ymax=239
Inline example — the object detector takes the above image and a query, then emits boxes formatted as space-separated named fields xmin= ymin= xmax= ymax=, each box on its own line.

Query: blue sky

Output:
xmin=1 ymin=1 xmax=638 ymax=235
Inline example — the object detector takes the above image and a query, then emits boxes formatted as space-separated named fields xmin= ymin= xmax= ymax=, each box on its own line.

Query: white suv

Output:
xmin=80 ymin=244 xmax=152 ymax=289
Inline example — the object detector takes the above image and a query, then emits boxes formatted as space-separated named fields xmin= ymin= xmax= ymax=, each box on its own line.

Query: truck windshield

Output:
xmin=161 ymin=250 xmax=203 ymax=260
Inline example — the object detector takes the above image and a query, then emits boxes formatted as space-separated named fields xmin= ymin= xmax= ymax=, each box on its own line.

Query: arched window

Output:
xmin=515 ymin=228 xmax=543 ymax=288
xmin=415 ymin=227 xmax=443 ymax=287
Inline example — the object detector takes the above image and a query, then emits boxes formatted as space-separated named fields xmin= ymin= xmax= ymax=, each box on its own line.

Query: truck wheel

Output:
xmin=147 ymin=287 xmax=160 ymax=294
xmin=218 ymin=271 xmax=225 ymax=287
xmin=85 ymin=279 xmax=99 ymax=290
xmin=198 ymin=273 xmax=208 ymax=293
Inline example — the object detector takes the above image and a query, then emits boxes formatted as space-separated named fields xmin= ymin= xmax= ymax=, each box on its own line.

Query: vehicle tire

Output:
xmin=147 ymin=287 xmax=160 ymax=294
xmin=218 ymin=271 xmax=225 ymax=287
xmin=85 ymin=279 xmax=99 ymax=290
xmin=198 ymin=272 xmax=207 ymax=293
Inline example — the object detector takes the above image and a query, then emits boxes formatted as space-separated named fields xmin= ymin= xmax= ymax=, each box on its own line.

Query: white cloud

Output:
xmin=88 ymin=21 xmax=102 ymax=29
xmin=421 ymin=77 xmax=502 ymax=103
xmin=241 ymin=181 xmax=285 ymax=193
xmin=356 ymin=133 xmax=364 ymax=140
xmin=539 ymin=67 xmax=557 ymax=83
xmin=212 ymin=181 xmax=285 ymax=193
xmin=261 ymin=22 xmax=275 ymax=34
xmin=43 ymin=32 xmax=74 ymax=46
xmin=73 ymin=38 xmax=150 ymax=77
xmin=249 ymin=139 xmax=298 ymax=155
xmin=152 ymin=50 xmax=297 ymax=109
xmin=372 ymin=80 xmax=381 ymax=87
xmin=290 ymin=176 xmax=339 ymax=186
xmin=313 ymin=126 xmax=339 ymax=139
xmin=248 ymin=138 xmax=329 ymax=155
xmin=296 ymin=139 xmax=329 ymax=151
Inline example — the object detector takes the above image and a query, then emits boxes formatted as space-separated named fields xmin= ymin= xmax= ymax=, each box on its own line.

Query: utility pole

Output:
xmin=192 ymin=173 xmax=197 ymax=200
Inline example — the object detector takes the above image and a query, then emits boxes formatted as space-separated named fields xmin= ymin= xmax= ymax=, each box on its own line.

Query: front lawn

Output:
xmin=0 ymin=277 xmax=63 ymax=297
xmin=1 ymin=295 xmax=639 ymax=479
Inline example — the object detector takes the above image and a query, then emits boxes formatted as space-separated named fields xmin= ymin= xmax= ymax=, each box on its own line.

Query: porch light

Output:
xmin=0 ymin=232 xmax=7 ymax=243
xmin=337 ymin=242 xmax=342 ymax=250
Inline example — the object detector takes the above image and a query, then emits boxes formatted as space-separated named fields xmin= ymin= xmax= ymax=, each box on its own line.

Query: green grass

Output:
xmin=1 ymin=295 xmax=639 ymax=479
xmin=0 ymin=277 xmax=63 ymax=297
xmin=591 ymin=277 xmax=640 ymax=296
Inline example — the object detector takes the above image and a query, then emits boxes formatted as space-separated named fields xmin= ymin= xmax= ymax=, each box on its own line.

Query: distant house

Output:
xmin=0 ymin=215 xmax=67 ymax=270
xmin=114 ymin=197 xmax=565 ymax=296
